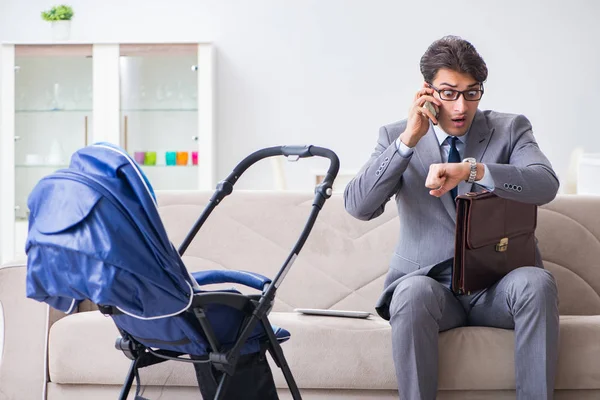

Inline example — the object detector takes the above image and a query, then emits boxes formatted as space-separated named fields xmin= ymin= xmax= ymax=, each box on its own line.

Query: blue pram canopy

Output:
xmin=26 ymin=144 xmax=287 ymax=356
xmin=26 ymin=143 xmax=197 ymax=318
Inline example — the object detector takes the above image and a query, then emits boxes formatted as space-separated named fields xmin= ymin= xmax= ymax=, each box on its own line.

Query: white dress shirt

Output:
xmin=395 ymin=122 xmax=495 ymax=190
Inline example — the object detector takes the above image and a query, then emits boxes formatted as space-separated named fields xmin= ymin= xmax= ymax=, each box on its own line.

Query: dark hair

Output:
xmin=420 ymin=36 xmax=488 ymax=84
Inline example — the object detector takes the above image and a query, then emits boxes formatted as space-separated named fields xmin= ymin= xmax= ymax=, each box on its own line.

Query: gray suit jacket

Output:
xmin=344 ymin=110 xmax=560 ymax=320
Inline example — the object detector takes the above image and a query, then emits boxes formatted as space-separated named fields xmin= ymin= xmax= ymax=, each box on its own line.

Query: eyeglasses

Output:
xmin=428 ymin=83 xmax=484 ymax=101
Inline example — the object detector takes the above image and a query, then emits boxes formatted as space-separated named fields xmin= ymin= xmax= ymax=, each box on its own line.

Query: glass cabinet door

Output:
xmin=14 ymin=45 xmax=93 ymax=256
xmin=119 ymin=44 xmax=199 ymax=190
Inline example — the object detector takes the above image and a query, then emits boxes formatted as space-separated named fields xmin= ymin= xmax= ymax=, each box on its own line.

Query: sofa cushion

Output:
xmin=49 ymin=311 xmax=600 ymax=391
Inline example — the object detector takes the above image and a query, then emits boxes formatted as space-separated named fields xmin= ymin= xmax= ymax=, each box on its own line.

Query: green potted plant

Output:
xmin=41 ymin=5 xmax=74 ymax=41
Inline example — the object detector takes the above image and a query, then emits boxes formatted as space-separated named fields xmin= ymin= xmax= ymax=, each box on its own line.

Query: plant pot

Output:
xmin=51 ymin=20 xmax=71 ymax=41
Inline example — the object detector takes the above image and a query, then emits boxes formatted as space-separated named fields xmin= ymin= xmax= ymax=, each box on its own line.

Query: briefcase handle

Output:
xmin=457 ymin=190 xmax=493 ymax=201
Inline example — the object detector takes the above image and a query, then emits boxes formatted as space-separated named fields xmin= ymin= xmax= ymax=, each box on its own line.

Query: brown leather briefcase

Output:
xmin=452 ymin=191 xmax=537 ymax=295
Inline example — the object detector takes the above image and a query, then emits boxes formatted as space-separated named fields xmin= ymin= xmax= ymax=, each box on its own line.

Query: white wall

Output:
xmin=1 ymin=0 xmax=599 ymax=190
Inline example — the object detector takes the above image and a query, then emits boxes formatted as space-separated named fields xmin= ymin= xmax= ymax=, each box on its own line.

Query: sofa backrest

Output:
xmin=157 ymin=192 xmax=600 ymax=316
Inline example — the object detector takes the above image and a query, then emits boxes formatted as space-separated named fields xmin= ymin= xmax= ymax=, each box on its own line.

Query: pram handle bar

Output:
xmin=178 ymin=145 xmax=339 ymax=256
xmin=227 ymin=145 xmax=339 ymax=193
xmin=192 ymin=270 xmax=271 ymax=292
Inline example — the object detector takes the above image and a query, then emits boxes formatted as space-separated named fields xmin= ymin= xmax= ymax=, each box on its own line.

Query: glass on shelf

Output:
xmin=144 ymin=151 xmax=157 ymax=165
xmin=165 ymin=151 xmax=176 ymax=166
xmin=49 ymin=82 xmax=63 ymax=110
xmin=176 ymin=151 xmax=188 ymax=165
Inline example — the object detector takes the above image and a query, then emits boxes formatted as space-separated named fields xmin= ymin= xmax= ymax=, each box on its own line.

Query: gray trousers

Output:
xmin=388 ymin=265 xmax=559 ymax=400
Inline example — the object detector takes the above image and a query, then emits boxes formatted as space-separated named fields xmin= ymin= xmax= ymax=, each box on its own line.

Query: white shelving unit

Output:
xmin=0 ymin=42 xmax=216 ymax=264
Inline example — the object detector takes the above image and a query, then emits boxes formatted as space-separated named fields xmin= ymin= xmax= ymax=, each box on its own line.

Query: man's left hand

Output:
xmin=425 ymin=163 xmax=469 ymax=197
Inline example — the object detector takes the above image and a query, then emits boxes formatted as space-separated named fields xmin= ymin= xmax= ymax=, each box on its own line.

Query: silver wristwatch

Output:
xmin=463 ymin=157 xmax=477 ymax=183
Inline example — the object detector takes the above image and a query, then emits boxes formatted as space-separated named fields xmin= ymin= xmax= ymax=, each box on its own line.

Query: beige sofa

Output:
xmin=1 ymin=192 xmax=600 ymax=400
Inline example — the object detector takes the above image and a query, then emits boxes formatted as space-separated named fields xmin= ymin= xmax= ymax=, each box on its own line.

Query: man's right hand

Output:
xmin=399 ymin=83 xmax=441 ymax=148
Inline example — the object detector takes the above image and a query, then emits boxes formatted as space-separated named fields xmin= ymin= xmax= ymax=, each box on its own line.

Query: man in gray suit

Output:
xmin=344 ymin=36 xmax=560 ymax=400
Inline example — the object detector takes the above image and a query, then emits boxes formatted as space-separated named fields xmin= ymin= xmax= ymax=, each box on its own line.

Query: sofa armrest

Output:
xmin=0 ymin=262 xmax=49 ymax=400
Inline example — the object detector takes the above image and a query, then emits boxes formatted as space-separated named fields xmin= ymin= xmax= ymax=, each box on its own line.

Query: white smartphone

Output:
xmin=423 ymin=101 xmax=438 ymax=118
xmin=294 ymin=308 xmax=372 ymax=319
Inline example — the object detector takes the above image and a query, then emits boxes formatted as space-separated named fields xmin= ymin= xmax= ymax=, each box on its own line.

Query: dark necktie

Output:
xmin=448 ymin=136 xmax=460 ymax=200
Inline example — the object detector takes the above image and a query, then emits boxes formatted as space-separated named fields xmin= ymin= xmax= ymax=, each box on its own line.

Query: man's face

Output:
xmin=430 ymin=68 xmax=482 ymax=136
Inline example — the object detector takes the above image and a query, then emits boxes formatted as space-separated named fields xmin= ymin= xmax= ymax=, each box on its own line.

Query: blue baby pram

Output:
xmin=25 ymin=143 xmax=339 ymax=399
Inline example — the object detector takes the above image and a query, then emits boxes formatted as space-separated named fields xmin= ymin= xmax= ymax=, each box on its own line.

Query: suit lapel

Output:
xmin=457 ymin=110 xmax=494 ymax=197
xmin=414 ymin=123 xmax=456 ymax=221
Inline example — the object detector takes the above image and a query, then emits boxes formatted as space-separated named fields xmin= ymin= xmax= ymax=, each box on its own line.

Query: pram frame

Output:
xmin=108 ymin=145 xmax=339 ymax=400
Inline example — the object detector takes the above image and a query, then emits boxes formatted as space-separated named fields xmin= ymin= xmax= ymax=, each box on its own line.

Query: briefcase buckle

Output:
xmin=496 ymin=237 xmax=509 ymax=252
